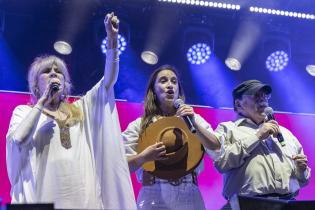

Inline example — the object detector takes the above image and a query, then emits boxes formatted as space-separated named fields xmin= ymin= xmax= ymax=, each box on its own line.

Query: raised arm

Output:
xmin=103 ymin=12 xmax=119 ymax=90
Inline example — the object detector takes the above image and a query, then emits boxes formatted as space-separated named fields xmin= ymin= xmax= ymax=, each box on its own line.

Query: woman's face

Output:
xmin=154 ymin=69 xmax=179 ymax=107
xmin=37 ymin=64 xmax=65 ymax=98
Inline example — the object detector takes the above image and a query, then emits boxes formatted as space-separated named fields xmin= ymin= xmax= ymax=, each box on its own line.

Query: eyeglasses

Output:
xmin=243 ymin=92 xmax=271 ymax=101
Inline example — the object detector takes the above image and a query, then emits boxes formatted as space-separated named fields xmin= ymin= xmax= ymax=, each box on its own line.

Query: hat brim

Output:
xmin=137 ymin=116 xmax=204 ymax=180
xmin=243 ymin=84 xmax=272 ymax=96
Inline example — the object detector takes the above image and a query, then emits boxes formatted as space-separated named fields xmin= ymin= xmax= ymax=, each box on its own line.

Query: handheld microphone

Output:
xmin=174 ymin=99 xmax=197 ymax=133
xmin=51 ymin=83 xmax=60 ymax=92
xmin=264 ymin=107 xmax=285 ymax=147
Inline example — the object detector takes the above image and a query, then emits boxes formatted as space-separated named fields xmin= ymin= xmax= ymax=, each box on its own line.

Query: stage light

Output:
xmin=187 ymin=43 xmax=211 ymax=65
xmin=183 ymin=26 xmax=214 ymax=66
xmin=226 ymin=19 xmax=261 ymax=72
xmin=141 ymin=51 xmax=158 ymax=65
xmin=54 ymin=1 xmax=95 ymax=55
xmin=249 ymin=7 xmax=315 ymax=20
xmin=158 ymin=0 xmax=241 ymax=10
xmin=306 ymin=65 xmax=315 ymax=76
xmin=225 ymin=57 xmax=241 ymax=71
xmin=101 ymin=34 xmax=127 ymax=55
xmin=265 ymin=50 xmax=289 ymax=72
xmin=262 ymin=34 xmax=291 ymax=72
xmin=54 ymin=41 xmax=72 ymax=55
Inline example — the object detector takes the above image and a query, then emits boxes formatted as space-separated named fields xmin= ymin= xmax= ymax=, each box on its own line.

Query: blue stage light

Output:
xmin=249 ymin=7 xmax=315 ymax=20
xmin=187 ymin=43 xmax=211 ymax=65
xmin=158 ymin=0 xmax=241 ymax=10
xmin=101 ymin=34 xmax=127 ymax=55
xmin=265 ymin=50 xmax=289 ymax=72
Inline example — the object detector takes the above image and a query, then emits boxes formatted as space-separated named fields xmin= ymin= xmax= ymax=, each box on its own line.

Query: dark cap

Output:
xmin=233 ymin=80 xmax=272 ymax=100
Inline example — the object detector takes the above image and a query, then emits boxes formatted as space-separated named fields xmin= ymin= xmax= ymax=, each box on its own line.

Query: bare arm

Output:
xmin=127 ymin=142 xmax=166 ymax=172
xmin=103 ymin=12 xmax=119 ymax=89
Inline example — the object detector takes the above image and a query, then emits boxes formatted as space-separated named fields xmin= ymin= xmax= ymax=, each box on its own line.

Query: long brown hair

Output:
xmin=140 ymin=65 xmax=185 ymax=133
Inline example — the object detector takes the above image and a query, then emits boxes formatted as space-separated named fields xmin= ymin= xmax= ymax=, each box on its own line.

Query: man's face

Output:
xmin=235 ymin=90 xmax=271 ymax=124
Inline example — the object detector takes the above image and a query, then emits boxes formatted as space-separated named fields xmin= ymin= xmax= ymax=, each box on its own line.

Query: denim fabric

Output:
xmin=137 ymin=181 xmax=205 ymax=210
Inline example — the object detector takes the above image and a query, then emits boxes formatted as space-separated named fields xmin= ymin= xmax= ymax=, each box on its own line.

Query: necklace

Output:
xmin=55 ymin=118 xmax=72 ymax=149
xmin=43 ymin=106 xmax=72 ymax=149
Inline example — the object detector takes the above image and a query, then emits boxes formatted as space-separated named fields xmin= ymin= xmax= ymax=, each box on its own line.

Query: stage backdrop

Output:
xmin=1 ymin=91 xmax=314 ymax=210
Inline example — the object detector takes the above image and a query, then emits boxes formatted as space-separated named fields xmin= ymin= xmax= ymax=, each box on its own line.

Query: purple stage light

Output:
xmin=186 ymin=43 xmax=211 ymax=65
xmin=101 ymin=34 xmax=127 ymax=55
xmin=265 ymin=50 xmax=289 ymax=72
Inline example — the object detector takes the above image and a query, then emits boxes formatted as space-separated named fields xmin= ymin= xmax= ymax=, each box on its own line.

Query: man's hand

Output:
xmin=256 ymin=120 xmax=281 ymax=140
xmin=293 ymin=154 xmax=308 ymax=172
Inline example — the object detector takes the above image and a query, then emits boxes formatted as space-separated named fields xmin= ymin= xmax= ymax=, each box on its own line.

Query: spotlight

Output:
xmin=101 ymin=34 xmax=127 ymax=55
xmin=306 ymin=65 xmax=315 ymax=76
xmin=186 ymin=43 xmax=211 ymax=65
xmin=54 ymin=41 xmax=72 ymax=55
xmin=262 ymin=34 xmax=291 ymax=72
xmin=225 ymin=57 xmax=241 ymax=71
xmin=158 ymin=0 xmax=241 ymax=10
xmin=249 ymin=7 xmax=315 ymax=20
xmin=141 ymin=51 xmax=158 ymax=65
xmin=183 ymin=26 xmax=214 ymax=65
xmin=265 ymin=50 xmax=289 ymax=72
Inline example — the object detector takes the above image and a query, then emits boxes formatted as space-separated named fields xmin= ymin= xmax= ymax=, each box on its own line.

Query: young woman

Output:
xmin=123 ymin=64 xmax=222 ymax=210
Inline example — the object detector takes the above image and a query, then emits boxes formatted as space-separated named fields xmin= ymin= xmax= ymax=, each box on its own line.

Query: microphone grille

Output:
xmin=174 ymin=98 xmax=184 ymax=109
xmin=264 ymin=106 xmax=273 ymax=115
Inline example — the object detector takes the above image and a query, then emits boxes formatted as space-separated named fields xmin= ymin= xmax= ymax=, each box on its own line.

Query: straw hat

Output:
xmin=137 ymin=116 xmax=204 ymax=180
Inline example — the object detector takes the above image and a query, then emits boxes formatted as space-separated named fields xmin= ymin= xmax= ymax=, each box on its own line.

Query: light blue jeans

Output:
xmin=137 ymin=176 xmax=205 ymax=210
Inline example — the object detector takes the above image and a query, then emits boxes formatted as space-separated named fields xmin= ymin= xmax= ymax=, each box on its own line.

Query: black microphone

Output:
xmin=51 ymin=83 xmax=60 ymax=92
xmin=174 ymin=99 xmax=197 ymax=133
xmin=264 ymin=107 xmax=285 ymax=147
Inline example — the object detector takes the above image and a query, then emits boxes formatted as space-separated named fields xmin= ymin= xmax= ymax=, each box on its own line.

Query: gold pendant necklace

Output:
xmin=56 ymin=119 xmax=72 ymax=149
xmin=43 ymin=108 xmax=72 ymax=149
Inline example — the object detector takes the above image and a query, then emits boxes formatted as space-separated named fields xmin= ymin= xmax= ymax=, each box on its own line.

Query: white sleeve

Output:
xmin=122 ymin=118 xmax=142 ymax=156
xmin=6 ymin=105 xmax=31 ymax=185
xmin=194 ymin=114 xmax=225 ymax=160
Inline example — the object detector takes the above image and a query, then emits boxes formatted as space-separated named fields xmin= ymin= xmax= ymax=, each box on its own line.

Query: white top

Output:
xmin=215 ymin=116 xmax=311 ymax=200
xmin=6 ymin=49 xmax=136 ymax=209
xmin=123 ymin=114 xmax=222 ymax=182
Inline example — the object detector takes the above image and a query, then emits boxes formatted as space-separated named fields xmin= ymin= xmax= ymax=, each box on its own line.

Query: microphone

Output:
xmin=264 ymin=107 xmax=285 ymax=147
xmin=174 ymin=99 xmax=197 ymax=133
xmin=51 ymin=83 xmax=60 ymax=92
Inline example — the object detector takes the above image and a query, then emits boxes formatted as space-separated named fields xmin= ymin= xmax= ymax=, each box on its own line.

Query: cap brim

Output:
xmin=244 ymin=84 xmax=272 ymax=95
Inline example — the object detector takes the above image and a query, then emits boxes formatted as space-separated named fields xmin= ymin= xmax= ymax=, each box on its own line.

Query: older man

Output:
xmin=214 ymin=80 xmax=310 ymax=210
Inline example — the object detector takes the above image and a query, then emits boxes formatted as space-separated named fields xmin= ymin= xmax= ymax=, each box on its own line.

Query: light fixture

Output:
xmin=101 ymin=34 xmax=127 ymax=55
xmin=141 ymin=51 xmax=158 ymax=65
xmin=187 ymin=43 xmax=211 ymax=65
xmin=265 ymin=50 xmax=289 ymax=72
xmin=54 ymin=41 xmax=72 ymax=55
xmin=249 ymin=7 xmax=315 ymax=20
xmin=225 ymin=57 xmax=241 ymax=71
xmin=306 ymin=65 xmax=315 ymax=76
xmin=158 ymin=0 xmax=241 ymax=10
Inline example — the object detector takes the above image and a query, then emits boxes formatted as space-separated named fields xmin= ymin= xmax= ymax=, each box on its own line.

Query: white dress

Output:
xmin=6 ymin=49 xmax=137 ymax=209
